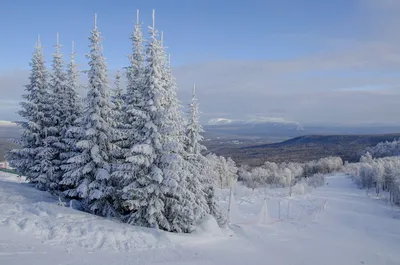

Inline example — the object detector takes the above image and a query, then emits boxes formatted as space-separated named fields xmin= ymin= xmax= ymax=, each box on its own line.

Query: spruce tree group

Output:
xmin=8 ymin=11 xmax=227 ymax=233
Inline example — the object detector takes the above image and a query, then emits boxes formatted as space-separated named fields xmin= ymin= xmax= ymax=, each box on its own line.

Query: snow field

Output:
xmin=0 ymin=171 xmax=325 ymax=254
xmin=0 ymin=173 xmax=227 ymax=253
xmin=1 ymin=172 xmax=400 ymax=265
xmin=218 ymin=181 xmax=328 ymax=227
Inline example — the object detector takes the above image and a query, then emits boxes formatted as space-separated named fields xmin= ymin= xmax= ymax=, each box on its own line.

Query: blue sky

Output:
xmin=1 ymin=0 xmax=400 ymax=125
xmin=0 ymin=0 xmax=365 ymax=69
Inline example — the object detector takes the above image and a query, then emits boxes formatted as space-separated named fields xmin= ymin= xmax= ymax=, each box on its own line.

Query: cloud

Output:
xmin=172 ymin=47 xmax=400 ymax=125
xmin=0 ymin=120 xmax=17 ymax=127
xmin=207 ymin=116 xmax=300 ymax=126
xmin=170 ymin=1 xmax=400 ymax=126
xmin=2 ymin=47 xmax=400 ymax=126
xmin=1 ymin=2 xmax=400 ymax=126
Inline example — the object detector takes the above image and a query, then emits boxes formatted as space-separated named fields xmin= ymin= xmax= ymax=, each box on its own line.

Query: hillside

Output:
xmin=1 ymin=172 xmax=400 ymax=264
xmin=209 ymin=133 xmax=400 ymax=166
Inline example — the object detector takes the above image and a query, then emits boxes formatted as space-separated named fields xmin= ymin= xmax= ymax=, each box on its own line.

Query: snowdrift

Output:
xmin=0 ymin=172 xmax=225 ymax=252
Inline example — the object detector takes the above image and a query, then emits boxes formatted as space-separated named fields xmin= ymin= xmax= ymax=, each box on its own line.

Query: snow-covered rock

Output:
xmin=193 ymin=214 xmax=223 ymax=237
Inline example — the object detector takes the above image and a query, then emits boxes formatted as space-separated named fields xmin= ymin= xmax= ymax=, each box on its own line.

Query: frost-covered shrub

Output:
xmin=307 ymin=174 xmax=325 ymax=188
xmin=207 ymin=154 xmax=238 ymax=189
xmin=344 ymin=155 xmax=400 ymax=205
xmin=365 ymin=139 xmax=400 ymax=158
xmin=239 ymin=156 xmax=341 ymax=190
xmin=291 ymin=181 xmax=312 ymax=195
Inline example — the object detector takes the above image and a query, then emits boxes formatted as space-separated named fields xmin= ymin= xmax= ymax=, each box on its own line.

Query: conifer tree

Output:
xmin=46 ymin=33 xmax=68 ymax=191
xmin=186 ymin=83 xmax=205 ymax=155
xmin=185 ymin=84 xmax=223 ymax=221
xmin=205 ymin=153 xmax=225 ymax=223
xmin=7 ymin=36 xmax=53 ymax=188
xmin=115 ymin=10 xmax=172 ymax=230
xmin=184 ymin=83 xmax=209 ymax=214
xmin=156 ymin=18 xmax=199 ymax=232
xmin=125 ymin=9 xmax=145 ymax=113
xmin=61 ymin=15 xmax=118 ymax=217
xmin=60 ymin=41 xmax=83 ymax=191
xmin=64 ymin=41 xmax=82 ymax=128
xmin=115 ymin=11 xmax=197 ymax=232
xmin=111 ymin=68 xmax=124 ymax=128
xmin=111 ymin=9 xmax=153 ymax=222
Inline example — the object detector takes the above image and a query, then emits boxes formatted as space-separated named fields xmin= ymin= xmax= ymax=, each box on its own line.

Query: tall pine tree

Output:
xmin=114 ymin=10 xmax=172 ymax=230
xmin=111 ymin=9 xmax=153 ymax=222
xmin=115 ymin=11 xmax=197 ymax=232
xmin=186 ymin=84 xmax=205 ymax=155
xmin=64 ymin=41 xmax=82 ymax=130
xmin=185 ymin=83 xmax=224 ymax=222
xmin=47 ymin=33 xmax=68 ymax=191
xmin=184 ymin=83 xmax=209 ymax=218
xmin=60 ymin=41 xmax=83 ymax=191
xmin=61 ymin=15 xmax=118 ymax=217
xmin=8 ymin=36 xmax=54 ymax=190
xmin=110 ymin=68 xmax=124 ymax=128
xmin=155 ymin=14 xmax=199 ymax=232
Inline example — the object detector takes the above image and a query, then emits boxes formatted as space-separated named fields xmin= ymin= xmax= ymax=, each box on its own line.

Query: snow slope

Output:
xmin=1 ymin=172 xmax=400 ymax=264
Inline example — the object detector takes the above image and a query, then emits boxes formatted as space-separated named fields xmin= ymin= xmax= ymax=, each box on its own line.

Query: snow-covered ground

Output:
xmin=1 ymin=172 xmax=400 ymax=265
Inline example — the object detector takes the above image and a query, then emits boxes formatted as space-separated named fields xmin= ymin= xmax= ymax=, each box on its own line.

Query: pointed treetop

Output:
xmin=136 ymin=9 xmax=139 ymax=24
xmin=152 ymin=9 xmax=155 ymax=37
xmin=161 ymin=31 xmax=164 ymax=46
xmin=192 ymin=83 xmax=196 ymax=99
xmin=94 ymin=13 xmax=97 ymax=29
xmin=115 ymin=66 xmax=121 ymax=88
xmin=56 ymin=32 xmax=59 ymax=46
xmin=72 ymin=40 xmax=75 ymax=54
xmin=152 ymin=9 xmax=155 ymax=28
xmin=37 ymin=34 xmax=41 ymax=47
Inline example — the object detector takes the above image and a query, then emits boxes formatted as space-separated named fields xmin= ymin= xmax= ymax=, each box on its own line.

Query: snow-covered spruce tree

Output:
xmin=46 ymin=33 xmax=69 ymax=191
xmin=7 ymin=36 xmax=53 ymax=188
xmin=124 ymin=9 xmax=145 ymax=115
xmin=186 ymin=84 xmax=205 ymax=156
xmin=111 ymin=10 xmax=154 ymax=222
xmin=110 ymin=68 xmax=125 ymax=128
xmin=184 ymin=83 xmax=212 ymax=218
xmin=61 ymin=15 xmax=119 ymax=217
xmin=115 ymin=11 xmax=197 ymax=232
xmin=109 ymin=67 xmax=126 ymax=169
xmin=158 ymin=26 xmax=205 ymax=232
xmin=186 ymin=84 xmax=224 ymax=223
xmin=64 ymin=41 xmax=82 ymax=129
xmin=59 ymin=41 xmax=83 ymax=191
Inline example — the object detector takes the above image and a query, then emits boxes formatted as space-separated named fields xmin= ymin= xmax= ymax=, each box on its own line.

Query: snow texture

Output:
xmin=2 ymin=172 xmax=400 ymax=264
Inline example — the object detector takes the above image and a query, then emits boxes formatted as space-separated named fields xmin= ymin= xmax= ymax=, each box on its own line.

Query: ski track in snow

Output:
xmin=1 ymin=172 xmax=400 ymax=264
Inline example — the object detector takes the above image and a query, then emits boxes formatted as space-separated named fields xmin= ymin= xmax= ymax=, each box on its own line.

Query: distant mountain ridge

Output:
xmin=208 ymin=133 xmax=400 ymax=166
xmin=204 ymin=121 xmax=400 ymax=141
xmin=207 ymin=117 xmax=303 ymax=127
xmin=251 ymin=134 xmax=400 ymax=148
xmin=204 ymin=119 xmax=304 ymax=139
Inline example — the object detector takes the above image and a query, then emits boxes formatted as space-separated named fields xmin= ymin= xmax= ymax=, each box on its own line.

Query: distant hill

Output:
xmin=259 ymin=134 xmax=400 ymax=147
xmin=209 ymin=133 xmax=400 ymax=166
xmin=3 ymin=119 xmax=400 ymax=167
xmin=204 ymin=122 xmax=400 ymax=140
